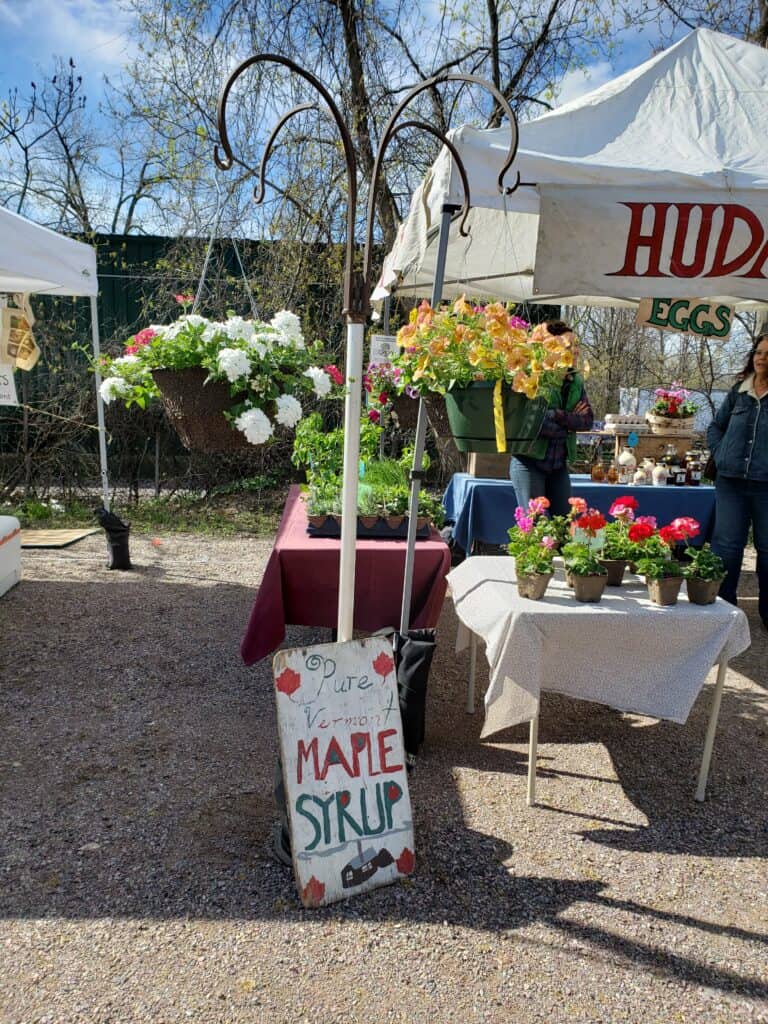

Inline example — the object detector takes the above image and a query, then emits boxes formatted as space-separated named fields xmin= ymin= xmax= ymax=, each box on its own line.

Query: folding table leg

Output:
xmin=695 ymin=659 xmax=728 ymax=802
xmin=527 ymin=713 xmax=539 ymax=807
xmin=466 ymin=631 xmax=477 ymax=714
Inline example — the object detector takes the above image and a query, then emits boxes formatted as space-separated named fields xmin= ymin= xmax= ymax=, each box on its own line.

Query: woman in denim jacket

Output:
xmin=706 ymin=334 xmax=768 ymax=630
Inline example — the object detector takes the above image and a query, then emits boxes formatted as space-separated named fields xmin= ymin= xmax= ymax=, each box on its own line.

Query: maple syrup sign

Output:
xmin=534 ymin=186 xmax=768 ymax=303
xmin=273 ymin=637 xmax=414 ymax=908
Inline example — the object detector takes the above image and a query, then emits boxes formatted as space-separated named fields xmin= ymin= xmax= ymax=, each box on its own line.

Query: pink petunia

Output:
xmin=541 ymin=535 xmax=556 ymax=549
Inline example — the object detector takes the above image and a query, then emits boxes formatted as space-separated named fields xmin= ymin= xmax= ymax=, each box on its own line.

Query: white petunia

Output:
xmin=202 ymin=321 xmax=225 ymax=342
xmin=275 ymin=393 xmax=303 ymax=428
xmin=217 ymin=347 xmax=251 ymax=382
xmin=235 ymin=407 xmax=274 ymax=445
xmin=113 ymin=354 xmax=139 ymax=366
xmin=99 ymin=377 xmax=130 ymax=404
xmin=270 ymin=309 xmax=304 ymax=348
xmin=303 ymin=366 xmax=332 ymax=398
xmin=224 ymin=316 xmax=255 ymax=343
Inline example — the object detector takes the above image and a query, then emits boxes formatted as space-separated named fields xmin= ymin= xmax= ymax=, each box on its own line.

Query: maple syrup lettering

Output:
xmin=295 ymin=781 xmax=404 ymax=851
xmin=609 ymin=202 xmax=768 ymax=280
xmin=295 ymin=729 xmax=403 ymax=784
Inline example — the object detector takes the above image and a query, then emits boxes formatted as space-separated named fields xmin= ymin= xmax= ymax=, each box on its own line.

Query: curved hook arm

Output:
xmin=363 ymin=119 xmax=473 ymax=281
xmin=214 ymin=54 xmax=364 ymax=320
xmin=362 ymin=71 xmax=520 ymax=287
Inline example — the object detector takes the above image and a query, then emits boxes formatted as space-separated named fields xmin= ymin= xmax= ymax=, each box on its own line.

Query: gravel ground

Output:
xmin=1 ymin=531 xmax=766 ymax=1024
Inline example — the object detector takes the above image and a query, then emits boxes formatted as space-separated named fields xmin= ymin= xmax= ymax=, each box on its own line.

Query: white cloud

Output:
xmin=0 ymin=0 xmax=138 ymax=81
xmin=553 ymin=60 xmax=615 ymax=107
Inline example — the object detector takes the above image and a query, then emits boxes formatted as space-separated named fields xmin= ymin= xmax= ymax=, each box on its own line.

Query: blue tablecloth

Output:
xmin=443 ymin=472 xmax=717 ymax=553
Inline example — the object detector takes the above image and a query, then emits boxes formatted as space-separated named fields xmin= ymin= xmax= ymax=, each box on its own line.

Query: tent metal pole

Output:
xmin=399 ymin=204 xmax=458 ymax=635
xmin=89 ymin=295 xmax=111 ymax=510
xmin=337 ymin=320 xmax=365 ymax=641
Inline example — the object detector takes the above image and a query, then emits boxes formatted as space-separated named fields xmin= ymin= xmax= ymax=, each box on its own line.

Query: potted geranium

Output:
xmin=600 ymin=495 xmax=640 ymax=585
xmin=633 ymin=519 xmax=698 ymax=605
xmin=646 ymin=383 xmax=699 ymax=436
xmin=507 ymin=497 xmax=557 ymax=600
xmin=561 ymin=541 xmax=609 ymax=602
xmin=393 ymin=297 xmax=578 ymax=453
xmin=97 ymin=300 xmax=341 ymax=452
xmin=683 ymin=543 xmax=726 ymax=605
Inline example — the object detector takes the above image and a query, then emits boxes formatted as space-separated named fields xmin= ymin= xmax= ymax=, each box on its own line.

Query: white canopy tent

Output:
xmin=0 ymin=206 xmax=110 ymax=505
xmin=374 ymin=28 xmax=768 ymax=313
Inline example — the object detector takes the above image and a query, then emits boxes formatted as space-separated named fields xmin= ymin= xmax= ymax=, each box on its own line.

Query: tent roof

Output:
xmin=376 ymin=28 xmax=768 ymax=310
xmin=0 ymin=206 xmax=98 ymax=297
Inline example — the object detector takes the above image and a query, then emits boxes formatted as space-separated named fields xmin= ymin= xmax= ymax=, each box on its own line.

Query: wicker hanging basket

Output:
xmin=151 ymin=367 xmax=251 ymax=453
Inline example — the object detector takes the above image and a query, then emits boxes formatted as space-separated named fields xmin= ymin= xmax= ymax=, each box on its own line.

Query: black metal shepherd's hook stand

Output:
xmin=214 ymin=56 xmax=521 ymax=641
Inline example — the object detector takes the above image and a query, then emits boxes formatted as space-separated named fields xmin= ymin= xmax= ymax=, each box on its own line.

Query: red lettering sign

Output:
xmin=608 ymin=202 xmax=768 ymax=281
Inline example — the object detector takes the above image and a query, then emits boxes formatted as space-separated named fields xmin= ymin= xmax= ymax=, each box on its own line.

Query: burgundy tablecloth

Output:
xmin=241 ymin=486 xmax=451 ymax=664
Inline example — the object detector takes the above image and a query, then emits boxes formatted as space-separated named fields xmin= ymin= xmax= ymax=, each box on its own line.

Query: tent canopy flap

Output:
xmin=0 ymin=206 xmax=98 ymax=297
xmin=376 ymin=28 xmax=768 ymax=312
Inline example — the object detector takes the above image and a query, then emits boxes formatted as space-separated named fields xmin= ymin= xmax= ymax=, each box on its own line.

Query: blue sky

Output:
xmin=0 ymin=0 xmax=690 ymax=112
xmin=0 ymin=0 xmax=137 ymax=96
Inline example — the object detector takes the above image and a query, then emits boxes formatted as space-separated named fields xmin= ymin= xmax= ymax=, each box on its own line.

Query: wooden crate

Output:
xmin=610 ymin=431 xmax=703 ymax=462
xmin=466 ymin=452 xmax=511 ymax=479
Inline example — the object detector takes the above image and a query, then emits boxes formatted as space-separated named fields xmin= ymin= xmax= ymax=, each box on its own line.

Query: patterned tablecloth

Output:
xmin=447 ymin=556 xmax=751 ymax=739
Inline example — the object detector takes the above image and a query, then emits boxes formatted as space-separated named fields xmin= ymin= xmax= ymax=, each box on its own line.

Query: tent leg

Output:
xmin=89 ymin=295 xmax=110 ymax=510
xmin=399 ymin=204 xmax=458 ymax=635
xmin=337 ymin=320 xmax=366 ymax=642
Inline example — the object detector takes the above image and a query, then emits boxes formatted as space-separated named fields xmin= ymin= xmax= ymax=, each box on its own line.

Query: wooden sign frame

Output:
xmin=273 ymin=637 xmax=415 ymax=907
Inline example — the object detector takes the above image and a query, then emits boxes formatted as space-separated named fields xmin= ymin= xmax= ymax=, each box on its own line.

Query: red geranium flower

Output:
xmin=628 ymin=522 xmax=654 ymax=542
xmin=659 ymin=524 xmax=683 ymax=545
xmin=575 ymin=510 xmax=606 ymax=535
xmin=324 ymin=364 xmax=344 ymax=386
xmin=670 ymin=516 xmax=700 ymax=539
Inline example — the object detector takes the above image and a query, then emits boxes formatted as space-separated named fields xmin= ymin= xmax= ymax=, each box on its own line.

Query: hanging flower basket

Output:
xmin=151 ymin=368 xmax=251 ymax=453
xmin=443 ymin=382 xmax=548 ymax=453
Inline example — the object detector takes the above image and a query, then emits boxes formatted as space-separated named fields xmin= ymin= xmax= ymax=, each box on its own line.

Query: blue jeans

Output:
xmin=710 ymin=475 xmax=768 ymax=622
xmin=509 ymin=458 xmax=572 ymax=517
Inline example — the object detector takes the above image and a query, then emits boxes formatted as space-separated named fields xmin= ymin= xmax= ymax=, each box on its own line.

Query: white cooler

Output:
xmin=0 ymin=516 xmax=21 ymax=597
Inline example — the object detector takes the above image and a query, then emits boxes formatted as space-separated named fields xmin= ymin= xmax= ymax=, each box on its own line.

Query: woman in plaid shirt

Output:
xmin=508 ymin=321 xmax=593 ymax=517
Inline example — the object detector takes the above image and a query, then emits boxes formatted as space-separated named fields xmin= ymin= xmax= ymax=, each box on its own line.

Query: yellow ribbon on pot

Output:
xmin=493 ymin=378 xmax=507 ymax=452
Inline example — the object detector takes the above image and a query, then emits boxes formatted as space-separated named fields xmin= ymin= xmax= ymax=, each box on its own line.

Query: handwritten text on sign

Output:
xmin=273 ymin=637 xmax=414 ymax=908
xmin=635 ymin=297 xmax=734 ymax=339
xmin=0 ymin=365 xmax=18 ymax=406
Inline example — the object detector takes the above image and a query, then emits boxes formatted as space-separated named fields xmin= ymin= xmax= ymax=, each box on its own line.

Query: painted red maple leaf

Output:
xmin=396 ymin=847 xmax=415 ymax=875
xmin=275 ymin=667 xmax=301 ymax=696
xmin=302 ymin=875 xmax=326 ymax=907
xmin=372 ymin=651 xmax=395 ymax=680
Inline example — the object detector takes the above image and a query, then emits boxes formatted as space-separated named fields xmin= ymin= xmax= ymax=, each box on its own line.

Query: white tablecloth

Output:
xmin=448 ymin=557 xmax=751 ymax=739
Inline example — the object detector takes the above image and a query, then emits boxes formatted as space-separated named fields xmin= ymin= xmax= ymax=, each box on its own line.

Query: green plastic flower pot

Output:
xmin=443 ymin=382 xmax=548 ymax=454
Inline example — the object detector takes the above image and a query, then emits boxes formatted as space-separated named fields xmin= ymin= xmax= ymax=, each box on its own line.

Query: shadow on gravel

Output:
xmin=2 ymin=575 xmax=767 ymax=1005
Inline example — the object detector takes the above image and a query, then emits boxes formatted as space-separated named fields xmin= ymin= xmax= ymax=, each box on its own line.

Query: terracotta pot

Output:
xmin=572 ymin=573 xmax=608 ymax=603
xmin=565 ymin=570 xmax=575 ymax=588
xmin=646 ymin=575 xmax=684 ymax=606
xmin=359 ymin=515 xmax=380 ymax=529
xmin=686 ymin=576 xmax=723 ymax=605
xmin=307 ymin=514 xmax=329 ymax=528
xmin=386 ymin=515 xmax=405 ymax=529
xmin=517 ymin=572 xmax=552 ymax=601
xmin=599 ymin=558 xmax=628 ymax=586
